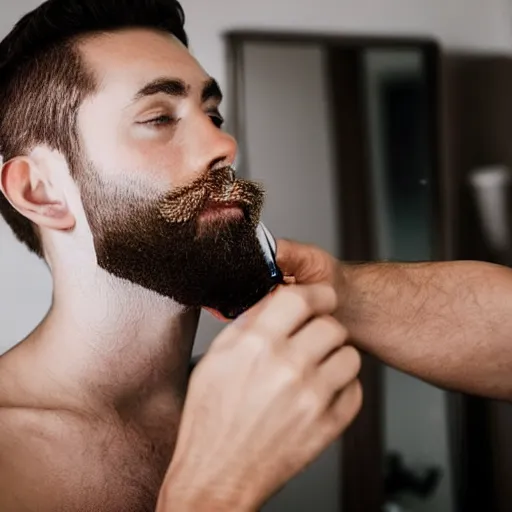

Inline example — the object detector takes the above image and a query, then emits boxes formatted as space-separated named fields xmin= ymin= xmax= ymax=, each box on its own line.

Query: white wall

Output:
xmin=0 ymin=217 xmax=52 ymax=352
xmin=184 ymin=0 xmax=512 ymax=95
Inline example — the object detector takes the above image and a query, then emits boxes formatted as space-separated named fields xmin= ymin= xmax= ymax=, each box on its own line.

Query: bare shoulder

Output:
xmin=0 ymin=407 xmax=97 ymax=511
xmin=0 ymin=407 xmax=147 ymax=512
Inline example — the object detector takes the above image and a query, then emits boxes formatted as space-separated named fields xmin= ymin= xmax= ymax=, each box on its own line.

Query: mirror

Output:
xmin=226 ymin=32 xmax=452 ymax=512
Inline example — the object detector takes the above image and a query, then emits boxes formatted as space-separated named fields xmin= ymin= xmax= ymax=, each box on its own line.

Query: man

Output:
xmin=0 ymin=1 xmax=362 ymax=511
xmin=277 ymin=240 xmax=512 ymax=401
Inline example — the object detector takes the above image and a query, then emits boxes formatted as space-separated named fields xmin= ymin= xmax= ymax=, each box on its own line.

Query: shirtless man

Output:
xmin=0 ymin=0 xmax=362 ymax=510
xmin=3 ymin=0 xmax=509 ymax=510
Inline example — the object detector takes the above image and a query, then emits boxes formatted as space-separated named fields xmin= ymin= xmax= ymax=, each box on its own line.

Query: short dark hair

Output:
xmin=0 ymin=0 xmax=188 ymax=257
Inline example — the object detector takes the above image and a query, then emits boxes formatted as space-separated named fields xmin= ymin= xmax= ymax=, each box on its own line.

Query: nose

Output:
xmin=187 ymin=114 xmax=238 ymax=176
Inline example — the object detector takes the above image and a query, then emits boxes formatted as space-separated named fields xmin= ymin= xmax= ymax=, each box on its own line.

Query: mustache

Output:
xmin=158 ymin=166 xmax=265 ymax=224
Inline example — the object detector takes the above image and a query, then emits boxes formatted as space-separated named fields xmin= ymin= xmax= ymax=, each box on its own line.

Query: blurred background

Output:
xmin=3 ymin=1 xmax=512 ymax=511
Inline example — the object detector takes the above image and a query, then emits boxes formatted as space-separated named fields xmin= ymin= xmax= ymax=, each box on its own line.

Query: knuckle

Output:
xmin=276 ymin=360 xmax=303 ymax=388
xmin=240 ymin=330 xmax=273 ymax=357
xmin=242 ymin=330 xmax=267 ymax=347
xmin=297 ymin=387 xmax=322 ymax=415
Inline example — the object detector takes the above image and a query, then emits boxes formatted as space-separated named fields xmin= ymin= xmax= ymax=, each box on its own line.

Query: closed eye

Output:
xmin=208 ymin=111 xmax=224 ymax=129
xmin=139 ymin=113 xmax=223 ymax=128
xmin=140 ymin=115 xmax=177 ymax=127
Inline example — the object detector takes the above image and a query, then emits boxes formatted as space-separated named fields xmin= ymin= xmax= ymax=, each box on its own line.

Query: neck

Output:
xmin=2 ymin=265 xmax=200 ymax=416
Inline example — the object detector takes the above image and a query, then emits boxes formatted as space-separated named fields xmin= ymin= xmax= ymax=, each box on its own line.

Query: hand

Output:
xmin=158 ymin=283 xmax=362 ymax=511
xmin=276 ymin=239 xmax=346 ymax=316
xmin=276 ymin=238 xmax=340 ymax=287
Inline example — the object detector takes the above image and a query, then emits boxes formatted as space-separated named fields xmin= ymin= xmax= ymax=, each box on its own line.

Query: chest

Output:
xmin=83 ymin=415 xmax=180 ymax=511
xmin=2 ymin=409 xmax=180 ymax=512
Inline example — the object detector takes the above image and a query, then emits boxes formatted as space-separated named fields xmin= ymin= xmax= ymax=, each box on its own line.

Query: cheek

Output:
xmin=79 ymin=107 xmax=196 ymax=190
xmin=83 ymin=125 xmax=189 ymax=190
xmin=79 ymin=100 xmax=122 ymax=172
xmin=124 ymin=134 xmax=191 ymax=189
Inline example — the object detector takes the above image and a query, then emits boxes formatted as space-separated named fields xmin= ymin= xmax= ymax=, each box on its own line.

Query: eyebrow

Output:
xmin=133 ymin=77 xmax=223 ymax=103
xmin=202 ymin=78 xmax=223 ymax=103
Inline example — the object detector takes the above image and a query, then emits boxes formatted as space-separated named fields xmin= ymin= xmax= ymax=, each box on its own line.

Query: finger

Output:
xmin=207 ymin=285 xmax=283 ymax=349
xmin=276 ymin=238 xmax=315 ymax=279
xmin=251 ymin=283 xmax=338 ymax=341
xmin=203 ymin=284 xmax=283 ymax=325
xmin=276 ymin=238 xmax=330 ymax=284
xmin=214 ymin=283 xmax=337 ymax=348
xmin=288 ymin=316 xmax=349 ymax=367
xmin=283 ymin=275 xmax=297 ymax=285
xmin=318 ymin=346 xmax=362 ymax=394
xmin=325 ymin=379 xmax=363 ymax=435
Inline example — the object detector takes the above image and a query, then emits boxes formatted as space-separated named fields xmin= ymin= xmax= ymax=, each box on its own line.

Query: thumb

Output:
xmin=276 ymin=238 xmax=329 ymax=284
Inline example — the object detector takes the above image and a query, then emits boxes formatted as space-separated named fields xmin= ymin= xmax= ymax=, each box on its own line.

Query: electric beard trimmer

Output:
xmin=213 ymin=221 xmax=284 ymax=320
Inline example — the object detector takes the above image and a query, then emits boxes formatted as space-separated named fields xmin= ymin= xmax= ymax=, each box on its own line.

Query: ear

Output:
xmin=0 ymin=155 xmax=76 ymax=231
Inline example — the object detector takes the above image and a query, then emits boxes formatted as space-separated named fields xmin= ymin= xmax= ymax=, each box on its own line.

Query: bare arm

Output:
xmin=277 ymin=239 xmax=512 ymax=400
xmin=340 ymin=260 xmax=512 ymax=399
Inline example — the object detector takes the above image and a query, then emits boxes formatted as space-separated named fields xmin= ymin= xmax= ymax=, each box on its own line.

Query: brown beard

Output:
xmin=76 ymin=164 xmax=278 ymax=316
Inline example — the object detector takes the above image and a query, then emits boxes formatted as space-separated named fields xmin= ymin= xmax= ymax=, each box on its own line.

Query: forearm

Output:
xmin=339 ymin=260 xmax=512 ymax=400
